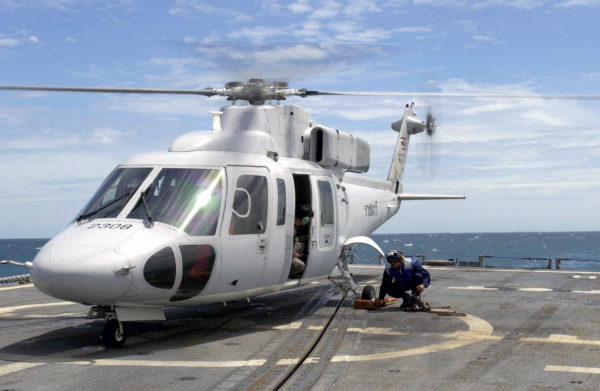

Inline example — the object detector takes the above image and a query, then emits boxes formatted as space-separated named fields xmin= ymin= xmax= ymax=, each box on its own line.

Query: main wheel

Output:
xmin=361 ymin=285 xmax=377 ymax=300
xmin=102 ymin=318 xmax=126 ymax=348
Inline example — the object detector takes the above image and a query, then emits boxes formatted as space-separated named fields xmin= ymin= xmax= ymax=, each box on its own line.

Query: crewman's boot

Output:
xmin=401 ymin=292 xmax=412 ymax=308
xmin=411 ymin=293 xmax=422 ymax=310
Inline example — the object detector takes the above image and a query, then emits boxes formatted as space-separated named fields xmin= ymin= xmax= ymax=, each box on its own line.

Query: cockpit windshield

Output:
xmin=77 ymin=167 xmax=153 ymax=222
xmin=128 ymin=168 xmax=223 ymax=236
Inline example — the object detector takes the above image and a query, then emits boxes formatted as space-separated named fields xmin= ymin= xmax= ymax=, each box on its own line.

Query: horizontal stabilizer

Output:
xmin=397 ymin=193 xmax=466 ymax=200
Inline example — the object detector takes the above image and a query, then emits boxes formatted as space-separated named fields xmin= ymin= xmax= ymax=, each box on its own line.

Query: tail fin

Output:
xmin=387 ymin=104 xmax=427 ymax=193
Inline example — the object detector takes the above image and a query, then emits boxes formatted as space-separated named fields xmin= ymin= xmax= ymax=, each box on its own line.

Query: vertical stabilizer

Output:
xmin=387 ymin=105 xmax=426 ymax=193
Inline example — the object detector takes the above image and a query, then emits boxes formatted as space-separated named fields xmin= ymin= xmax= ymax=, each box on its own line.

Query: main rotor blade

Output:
xmin=3 ymin=84 xmax=600 ymax=102
xmin=303 ymin=90 xmax=600 ymax=101
xmin=0 ymin=85 xmax=217 ymax=96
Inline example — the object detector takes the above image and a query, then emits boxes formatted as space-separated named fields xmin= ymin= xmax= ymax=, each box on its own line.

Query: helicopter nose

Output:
xmin=31 ymin=244 xmax=133 ymax=304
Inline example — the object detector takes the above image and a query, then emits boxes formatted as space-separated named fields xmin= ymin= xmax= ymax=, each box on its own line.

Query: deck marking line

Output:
xmin=447 ymin=286 xmax=498 ymax=291
xmin=330 ymin=314 xmax=500 ymax=362
xmin=521 ymin=334 xmax=600 ymax=346
xmin=590 ymin=276 xmax=597 ymax=280
xmin=0 ymin=302 xmax=73 ymax=315
xmin=0 ymin=362 xmax=42 ymax=377
xmin=346 ymin=327 xmax=408 ymax=336
xmin=545 ymin=365 xmax=600 ymax=374
xmin=573 ymin=275 xmax=581 ymax=279
xmin=272 ymin=321 xmax=302 ymax=330
xmin=64 ymin=359 xmax=267 ymax=368
xmin=573 ymin=290 xmax=600 ymax=294
xmin=0 ymin=284 xmax=33 ymax=291
xmin=275 ymin=358 xmax=300 ymax=366
xmin=519 ymin=288 xmax=553 ymax=292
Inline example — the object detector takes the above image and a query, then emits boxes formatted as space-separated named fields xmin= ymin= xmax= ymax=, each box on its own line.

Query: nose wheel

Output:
xmin=103 ymin=317 xmax=127 ymax=348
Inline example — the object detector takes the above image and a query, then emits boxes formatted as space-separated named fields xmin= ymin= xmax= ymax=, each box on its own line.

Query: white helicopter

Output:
xmin=5 ymin=78 xmax=540 ymax=348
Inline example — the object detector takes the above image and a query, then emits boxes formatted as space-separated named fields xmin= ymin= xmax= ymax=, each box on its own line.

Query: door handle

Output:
xmin=258 ymin=238 xmax=268 ymax=253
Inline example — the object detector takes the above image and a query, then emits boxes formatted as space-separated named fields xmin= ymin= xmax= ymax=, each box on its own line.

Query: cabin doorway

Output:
xmin=289 ymin=174 xmax=312 ymax=279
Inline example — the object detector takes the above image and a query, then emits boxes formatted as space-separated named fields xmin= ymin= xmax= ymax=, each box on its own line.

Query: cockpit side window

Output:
xmin=128 ymin=168 xmax=223 ymax=236
xmin=78 ymin=167 xmax=152 ymax=221
xmin=229 ymin=175 xmax=268 ymax=235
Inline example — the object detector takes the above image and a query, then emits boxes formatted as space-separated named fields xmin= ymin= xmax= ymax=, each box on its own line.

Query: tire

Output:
xmin=102 ymin=319 xmax=126 ymax=348
xmin=361 ymin=285 xmax=377 ymax=301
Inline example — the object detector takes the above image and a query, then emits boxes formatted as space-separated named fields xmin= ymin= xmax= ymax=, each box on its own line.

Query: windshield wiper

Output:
xmin=76 ymin=188 xmax=137 ymax=224
xmin=138 ymin=187 xmax=154 ymax=228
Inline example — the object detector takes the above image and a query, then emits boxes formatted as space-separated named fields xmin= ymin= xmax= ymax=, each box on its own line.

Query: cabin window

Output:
xmin=170 ymin=244 xmax=215 ymax=302
xmin=318 ymin=179 xmax=334 ymax=226
xmin=128 ymin=168 xmax=223 ymax=236
xmin=230 ymin=175 xmax=268 ymax=235
xmin=78 ymin=167 xmax=152 ymax=220
xmin=276 ymin=178 xmax=286 ymax=226
xmin=143 ymin=247 xmax=176 ymax=289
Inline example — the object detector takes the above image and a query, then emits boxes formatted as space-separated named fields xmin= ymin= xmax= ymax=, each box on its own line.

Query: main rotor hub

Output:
xmin=222 ymin=79 xmax=296 ymax=105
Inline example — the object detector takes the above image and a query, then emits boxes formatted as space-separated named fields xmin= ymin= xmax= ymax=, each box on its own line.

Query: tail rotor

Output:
xmin=418 ymin=108 xmax=441 ymax=180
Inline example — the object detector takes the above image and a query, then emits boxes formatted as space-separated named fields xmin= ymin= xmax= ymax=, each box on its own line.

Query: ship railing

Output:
xmin=469 ymin=256 xmax=600 ymax=270
xmin=0 ymin=274 xmax=31 ymax=286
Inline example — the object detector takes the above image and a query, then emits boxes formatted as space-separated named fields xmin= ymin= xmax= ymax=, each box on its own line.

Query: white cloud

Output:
xmin=293 ymin=20 xmax=322 ymax=39
xmin=310 ymin=0 xmax=342 ymax=18
xmin=472 ymin=32 xmax=505 ymax=44
xmin=91 ymin=128 xmax=122 ymax=144
xmin=0 ymin=33 xmax=42 ymax=47
xmin=65 ymin=36 xmax=77 ymax=43
xmin=228 ymin=27 xmax=285 ymax=42
xmin=329 ymin=20 xmax=393 ymax=42
xmin=104 ymin=95 xmax=216 ymax=118
xmin=288 ymin=0 xmax=312 ymax=13
xmin=168 ymin=0 xmax=253 ymax=22
xmin=0 ymin=128 xmax=129 ymax=150
xmin=395 ymin=26 xmax=433 ymax=33
xmin=0 ymin=34 xmax=19 ymax=47
xmin=343 ymin=0 xmax=382 ymax=16
xmin=343 ymin=28 xmax=392 ymax=42
xmin=0 ymin=107 xmax=23 ymax=124
xmin=253 ymin=44 xmax=329 ymax=62
xmin=0 ymin=0 xmax=136 ymax=12
xmin=472 ymin=0 xmax=545 ymax=9
xmin=413 ymin=0 xmax=466 ymax=6
xmin=555 ymin=0 xmax=600 ymax=7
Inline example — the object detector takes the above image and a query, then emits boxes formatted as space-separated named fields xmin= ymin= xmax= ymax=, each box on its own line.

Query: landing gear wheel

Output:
xmin=361 ymin=285 xmax=377 ymax=300
xmin=103 ymin=318 xmax=126 ymax=348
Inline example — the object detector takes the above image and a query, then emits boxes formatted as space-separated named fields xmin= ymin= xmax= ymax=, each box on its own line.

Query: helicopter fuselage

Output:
xmin=31 ymin=149 xmax=400 ymax=310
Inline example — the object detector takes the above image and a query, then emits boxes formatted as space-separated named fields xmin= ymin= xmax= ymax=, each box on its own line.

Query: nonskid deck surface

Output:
xmin=1 ymin=266 xmax=599 ymax=391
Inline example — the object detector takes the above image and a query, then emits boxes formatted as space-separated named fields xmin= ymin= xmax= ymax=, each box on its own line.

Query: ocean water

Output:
xmin=1 ymin=232 xmax=600 ymax=278
xmin=0 ymin=238 xmax=49 ymax=278
xmin=360 ymin=232 xmax=600 ymax=270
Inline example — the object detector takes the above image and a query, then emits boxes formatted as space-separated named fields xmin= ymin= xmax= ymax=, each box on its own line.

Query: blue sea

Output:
xmin=1 ymin=232 xmax=600 ymax=278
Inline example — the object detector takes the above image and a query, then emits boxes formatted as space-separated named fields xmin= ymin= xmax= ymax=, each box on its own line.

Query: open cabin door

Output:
xmin=301 ymin=175 xmax=338 ymax=278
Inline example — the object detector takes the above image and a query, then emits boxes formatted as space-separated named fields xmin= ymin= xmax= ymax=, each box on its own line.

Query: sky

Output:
xmin=1 ymin=0 xmax=599 ymax=238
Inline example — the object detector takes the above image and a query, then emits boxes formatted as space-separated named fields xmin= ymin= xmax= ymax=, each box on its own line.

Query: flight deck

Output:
xmin=1 ymin=265 xmax=599 ymax=391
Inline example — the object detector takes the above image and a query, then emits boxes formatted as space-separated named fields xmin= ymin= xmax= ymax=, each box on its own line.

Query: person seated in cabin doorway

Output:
xmin=376 ymin=249 xmax=430 ymax=308
xmin=289 ymin=204 xmax=313 ymax=279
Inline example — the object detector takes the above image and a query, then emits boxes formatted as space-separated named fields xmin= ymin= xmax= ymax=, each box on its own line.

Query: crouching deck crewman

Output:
xmin=376 ymin=250 xmax=431 ymax=308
